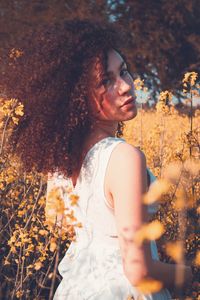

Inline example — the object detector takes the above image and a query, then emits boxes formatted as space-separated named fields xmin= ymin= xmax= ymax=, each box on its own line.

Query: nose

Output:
xmin=116 ymin=76 xmax=132 ymax=96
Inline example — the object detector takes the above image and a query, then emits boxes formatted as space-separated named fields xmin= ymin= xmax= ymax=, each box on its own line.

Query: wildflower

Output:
xmin=38 ymin=229 xmax=48 ymax=236
xmin=16 ymin=290 xmax=24 ymax=298
xmin=15 ymin=103 xmax=24 ymax=116
xmin=0 ymin=98 xmax=24 ymax=125
xmin=134 ymin=78 xmax=144 ymax=91
xmin=9 ymin=48 xmax=24 ymax=60
xmin=143 ymin=179 xmax=170 ymax=204
xmin=134 ymin=220 xmax=165 ymax=246
xmin=158 ymin=91 xmax=173 ymax=104
xmin=174 ymin=188 xmax=186 ymax=210
xmin=45 ymin=186 xmax=66 ymax=229
xmin=136 ymin=278 xmax=163 ymax=294
xmin=194 ymin=251 xmax=200 ymax=266
xmin=156 ymin=91 xmax=173 ymax=114
xmin=165 ymin=241 xmax=183 ymax=263
xmin=4 ymin=259 xmax=10 ymax=265
xmin=48 ymin=272 xmax=53 ymax=279
xmin=182 ymin=72 xmax=198 ymax=87
xmin=50 ymin=238 xmax=57 ymax=252
xmin=69 ymin=193 xmax=79 ymax=206
xmin=34 ymin=261 xmax=43 ymax=270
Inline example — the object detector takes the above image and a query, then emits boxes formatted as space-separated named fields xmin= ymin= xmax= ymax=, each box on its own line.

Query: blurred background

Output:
xmin=0 ymin=1 xmax=199 ymax=300
xmin=0 ymin=0 xmax=200 ymax=106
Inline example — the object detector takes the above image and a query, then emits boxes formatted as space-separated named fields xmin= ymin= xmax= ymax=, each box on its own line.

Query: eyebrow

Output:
xmin=105 ymin=61 xmax=127 ymax=77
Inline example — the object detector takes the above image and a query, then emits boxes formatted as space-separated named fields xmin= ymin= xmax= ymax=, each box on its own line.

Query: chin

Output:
xmin=125 ymin=108 xmax=138 ymax=121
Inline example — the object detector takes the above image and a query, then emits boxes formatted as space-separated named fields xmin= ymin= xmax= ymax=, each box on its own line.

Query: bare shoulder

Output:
xmin=111 ymin=142 xmax=146 ymax=168
xmin=107 ymin=142 xmax=147 ymax=195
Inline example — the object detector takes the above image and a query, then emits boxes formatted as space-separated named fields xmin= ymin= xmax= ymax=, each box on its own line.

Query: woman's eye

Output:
xmin=101 ymin=78 xmax=111 ymax=86
xmin=120 ymin=68 xmax=129 ymax=76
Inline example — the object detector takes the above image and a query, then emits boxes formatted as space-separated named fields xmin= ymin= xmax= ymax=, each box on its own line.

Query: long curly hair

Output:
xmin=0 ymin=20 xmax=126 ymax=178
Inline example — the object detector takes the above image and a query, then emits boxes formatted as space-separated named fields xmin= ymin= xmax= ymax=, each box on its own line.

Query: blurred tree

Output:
xmin=0 ymin=0 xmax=108 ymax=46
xmin=0 ymin=0 xmax=199 ymax=103
xmin=111 ymin=0 xmax=200 ymax=100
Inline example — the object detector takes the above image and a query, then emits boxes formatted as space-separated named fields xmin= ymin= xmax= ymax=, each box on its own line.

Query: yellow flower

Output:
xmin=9 ymin=48 xmax=24 ymax=59
xmin=163 ymin=162 xmax=182 ymax=184
xmin=143 ymin=179 xmax=170 ymax=204
xmin=69 ymin=193 xmax=79 ymax=206
xmin=134 ymin=220 xmax=165 ymax=246
xmin=45 ymin=186 xmax=66 ymax=229
xmin=134 ymin=78 xmax=144 ymax=91
xmin=50 ymin=240 xmax=57 ymax=252
xmin=194 ymin=251 xmax=200 ymax=266
xmin=174 ymin=188 xmax=186 ymax=210
xmin=34 ymin=261 xmax=43 ymax=270
xmin=197 ymin=206 xmax=200 ymax=214
xmin=48 ymin=272 xmax=53 ymax=279
xmin=38 ymin=229 xmax=48 ymax=236
xmin=0 ymin=97 xmax=24 ymax=128
xmin=182 ymin=72 xmax=198 ymax=86
xmin=4 ymin=259 xmax=10 ymax=265
xmin=0 ymin=121 xmax=4 ymax=128
xmin=16 ymin=290 xmax=24 ymax=298
xmin=158 ymin=91 xmax=172 ymax=102
xmin=15 ymin=103 xmax=24 ymax=116
xmin=136 ymin=277 xmax=163 ymax=294
xmin=165 ymin=241 xmax=183 ymax=263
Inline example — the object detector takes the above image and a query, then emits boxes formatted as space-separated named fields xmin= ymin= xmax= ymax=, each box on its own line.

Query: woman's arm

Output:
xmin=107 ymin=143 xmax=192 ymax=290
xmin=107 ymin=143 xmax=151 ymax=284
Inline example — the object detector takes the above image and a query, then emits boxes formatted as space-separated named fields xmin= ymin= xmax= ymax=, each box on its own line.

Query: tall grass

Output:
xmin=0 ymin=73 xmax=199 ymax=299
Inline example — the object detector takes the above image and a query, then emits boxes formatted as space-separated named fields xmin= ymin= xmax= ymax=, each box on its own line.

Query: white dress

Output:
xmin=49 ymin=137 xmax=171 ymax=300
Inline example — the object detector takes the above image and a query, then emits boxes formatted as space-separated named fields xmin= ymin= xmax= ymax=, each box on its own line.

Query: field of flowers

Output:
xmin=0 ymin=73 xmax=199 ymax=299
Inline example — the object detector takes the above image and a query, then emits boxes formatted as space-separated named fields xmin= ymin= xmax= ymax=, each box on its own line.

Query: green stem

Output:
xmin=140 ymin=103 xmax=143 ymax=150
xmin=189 ymin=91 xmax=193 ymax=157
xmin=0 ymin=115 xmax=10 ymax=156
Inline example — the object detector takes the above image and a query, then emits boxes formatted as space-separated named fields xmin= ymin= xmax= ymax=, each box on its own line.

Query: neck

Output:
xmin=90 ymin=119 xmax=118 ymax=138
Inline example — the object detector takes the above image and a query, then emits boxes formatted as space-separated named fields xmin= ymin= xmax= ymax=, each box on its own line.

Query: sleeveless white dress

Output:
xmin=50 ymin=137 xmax=171 ymax=300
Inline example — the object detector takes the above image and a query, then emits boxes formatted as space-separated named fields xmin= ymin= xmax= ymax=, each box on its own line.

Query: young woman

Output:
xmin=1 ymin=20 xmax=192 ymax=299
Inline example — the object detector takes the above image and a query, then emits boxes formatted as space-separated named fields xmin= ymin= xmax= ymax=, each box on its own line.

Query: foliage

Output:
xmin=0 ymin=73 xmax=200 ymax=299
xmin=0 ymin=0 xmax=200 ymax=99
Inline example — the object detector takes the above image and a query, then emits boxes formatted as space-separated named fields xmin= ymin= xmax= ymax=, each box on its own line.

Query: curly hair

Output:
xmin=0 ymin=20 xmax=127 ymax=178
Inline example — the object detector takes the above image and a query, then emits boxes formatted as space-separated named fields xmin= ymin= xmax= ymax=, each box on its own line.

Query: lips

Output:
xmin=122 ymin=96 xmax=135 ymax=107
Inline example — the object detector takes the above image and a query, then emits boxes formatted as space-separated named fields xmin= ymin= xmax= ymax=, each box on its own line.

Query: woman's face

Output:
xmin=89 ymin=49 xmax=137 ymax=122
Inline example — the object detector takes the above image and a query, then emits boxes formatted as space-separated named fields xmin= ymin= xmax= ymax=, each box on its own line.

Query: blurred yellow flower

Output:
xmin=135 ymin=220 xmax=165 ymax=246
xmin=50 ymin=239 xmax=57 ymax=252
xmin=38 ymin=229 xmax=48 ymax=236
xmin=34 ymin=261 xmax=43 ymax=270
xmin=143 ymin=179 xmax=170 ymax=204
xmin=174 ymin=188 xmax=186 ymax=210
xmin=182 ymin=72 xmax=198 ymax=87
xmin=16 ymin=290 xmax=24 ymax=299
xmin=163 ymin=162 xmax=182 ymax=185
xmin=136 ymin=277 xmax=163 ymax=294
xmin=165 ymin=241 xmax=183 ymax=263
xmin=15 ymin=103 xmax=24 ymax=116
xmin=9 ymin=48 xmax=24 ymax=59
xmin=69 ymin=193 xmax=79 ymax=206
xmin=194 ymin=251 xmax=200 ymax=266
xmin=134 ymin=78 xmax=144 ymax=91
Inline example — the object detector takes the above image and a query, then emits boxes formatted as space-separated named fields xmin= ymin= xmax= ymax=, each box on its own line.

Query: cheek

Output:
xmin=102 ymin=92 xmax=116 ymax=109
xmin=104 ymin=86 xmax=118 ymax=102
